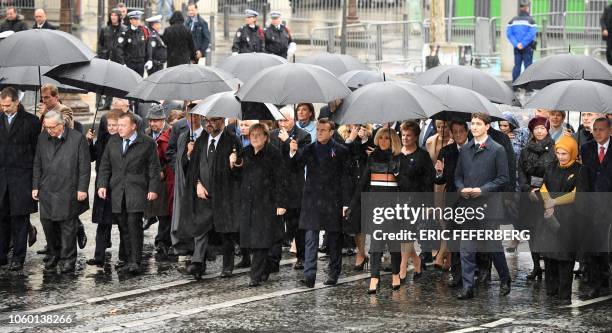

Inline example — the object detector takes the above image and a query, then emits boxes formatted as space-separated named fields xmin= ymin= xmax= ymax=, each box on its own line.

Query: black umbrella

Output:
xmin=523 ymin=80 xmax=612 ymax=113
xmin=45 ymin=58 xmax=143 ymax=130
xmin=513 ymin=54 xmax=612 ymax=90
xmin=300 ymin=52 xmax=369 ymax=76
xmin=216 ymin=53 xmax=288 ymax=83
xmin=413 ymin=65 xmax=517 ymax=105
xmin=423 ymin=85 xmax=503 ymax=121
xmin=338 ymin=70 xmax=387 ymax=90
xmin=127 ymin=64 xmax=240 ymax=102
xmin=0 ymin=66 xmax=85 ymax=93
xmin=190 ymin=92 xmax=284 ymax=120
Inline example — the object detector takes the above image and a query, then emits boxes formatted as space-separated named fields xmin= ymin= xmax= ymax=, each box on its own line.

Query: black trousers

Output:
xmin=607 ymin=36 xmax=612 ymax=65
xmin=127 ymin=62 xmax=145 ymax=76
xmin=586 ymin=254 xmax=610 ymax=292
xmin=544 ymin=258 xmax=574 ymax=300
xmin=114 ymin=209 xmax=144 ymax=267
xmin=250 ymin=248 xmax=268 ymax=282
xmin=0 ymin=213 xmax=28 ymax=264
xmin=193 ymin=231 xmax=236 ymax=272
xmin=284 ymin=208 xmax=305 ymax=260
xmin=371 ymin=251 xmax=401 ymax=278
xmin=93 ymin=224 xmax=126 ymax=262
xmin=154 ymin=215 xmax=172 ymax=248
xmin=41 ymin=218 xmax=78 ymax=267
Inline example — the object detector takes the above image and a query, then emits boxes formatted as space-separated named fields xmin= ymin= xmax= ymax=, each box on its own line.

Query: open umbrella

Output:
xmin=423 ymin=84 xmax=503 ymax=121
xmin=127 ymin=64 xmax=240 ymax=102
xmin=300 ymin=52 xmax=369 ymax=76
xmin=0 ymin=66 xmax=85 ymax=93
xmin=332 ymin=82 xmax=446 ymax=125
xmin=190 ymin=92 xmax=284 ymax=120
xmin=236 ymin=63 xmax=351 ymax=104
xmin=338 ymin=70 xmax=387 ymax=90
xmin=412 ymin=65 xmax=516 ymax=105
xmin=216 ymin=53 xmax=288 ymax=83
xmin=523 ymin=80 xmax=612 ymax=113
xmin=45 ymin=58 xmax=144 ymax=130
xmin=0 ymin=29 xmax=95 ymax=114
xmin=513 ymin=54 xmax=612 ymax=90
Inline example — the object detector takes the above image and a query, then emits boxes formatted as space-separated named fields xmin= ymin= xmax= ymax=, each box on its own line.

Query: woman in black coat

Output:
xmin=163 ymin=11 xmax=196 ymax=67
xmin=518 ymin=116 xmax=557 ymax=280
xmin=230 ymin=123 xmax=287 ymax=287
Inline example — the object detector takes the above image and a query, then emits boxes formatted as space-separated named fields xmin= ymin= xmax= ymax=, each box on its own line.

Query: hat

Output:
xmin=528 ymin=116 xmax=550 ymax=132
xmin=245 ymin=9 xmax=259 ymax=17
xmin=127 ymin=10 xmax=144 ymax=19
xmin=519 ymin=0 xmax=530 ymax=7
xmin=0 ymin=30 xmax=14 ymax=39
xmin=501 ymin=112 xmax=520 ymax=130
xmin=269 ymin=11 xmax=282 ymax=19
xmin=145 ymin=15 xmax=162 ymax=23
xmin=555 ymin=135 xmax=578 ymax=168
xmin=146 ymin=104 xmax=166 ymax=120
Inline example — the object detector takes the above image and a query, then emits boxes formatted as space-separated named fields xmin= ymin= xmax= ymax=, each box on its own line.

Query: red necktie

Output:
xmin=599 ymin=146 xmax=605 ymax=163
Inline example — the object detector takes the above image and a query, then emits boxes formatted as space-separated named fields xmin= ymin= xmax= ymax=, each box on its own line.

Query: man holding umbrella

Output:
xmin=0 ymin=87 xmax=40 ymax=271
xmin=124 ymin=11 xmax=148 ymax=76
xmin=232 ymin=10 xmax=264 ymax=55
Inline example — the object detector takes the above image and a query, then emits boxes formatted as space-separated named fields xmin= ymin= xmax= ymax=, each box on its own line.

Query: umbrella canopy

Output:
xmin=338 ymin=70 xmax=387 ymax=90
xmin=216 ymin=53 xmax=288 ymax=83
xmin=236 ymin=63 xmax=351 ymax=104
xmin=45 ymin=58 xmax=142 ymax=98
xmin=412 ymin=65 xmax=516 ymax=105
xmin=332 ymin=82 xmax=446 ymax=125
xmin=0 ymin=66 xmax=85 ymax=93
xmin=127 ymin=64 xmax=241 ymax=102
xmin=513 ymin=54 xmax=612 ymax=90
xmin=523 ymin=80 xmax=612 ymax=113
xmin=423 ymin=84 xmax=503 ymax=121
xmin=300 ymin=52 xmax=369 ymax=76
xmin=190 ymin=91 xmax=284 ymax=120
xmin=0 ymin=29 xmax=95 ymax=67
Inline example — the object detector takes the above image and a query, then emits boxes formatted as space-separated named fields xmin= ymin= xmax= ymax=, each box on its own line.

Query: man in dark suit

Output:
xmin=33 ymin=9 xmax=57 ymax=30
xmin=434 ymin=120 xmax=469 ymax=287
xmin=289 ymin=118 xmax=352 ymax=287
xmin=269 ymin=107 xmax=311 ymax=270
xmin=0 ymin=87 xmax=40 ymax=271
xmin=97 ymin=113 xmax=161 ymax=274
xmin=454 ymin=113 xmax=511 ymax=300
xmin=419 ymin=119 xmax=436 ymax=147
xmin=580 ymin=117 xmax=612 ymax=299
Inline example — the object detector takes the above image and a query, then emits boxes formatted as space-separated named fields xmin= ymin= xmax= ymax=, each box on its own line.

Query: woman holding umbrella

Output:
xmin=518 ymin=116 xmax=557 ymax=281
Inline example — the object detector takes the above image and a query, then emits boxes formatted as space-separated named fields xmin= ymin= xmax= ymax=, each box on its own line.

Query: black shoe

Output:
xmin=155 ymin=244 xmax=169 ymax=257
xmin=354 ymin=257 xmax=369 ymax=272
xmin=235 ymin=258 xmax=251 ymax=268
xmin=448 ymin=275 xmax=462 ymax=288
xmin=42 ymin=254 xmax=53 ymax=263
xmin=368 ymin=279 xmax=380 ymax=294
xmin=8 ymin=262 xmax=23 ymax=271
xmin=77 ymin=228 xmax=87 ymax=250
xmin=457 ymin=288 xmax=474 ymax=300
xmin=249 ymin=280 xmax=261 ymax=287
xmin=261 ymin=272 xmax=270 ymax=282
xmin=300 ymin=278 xmax=315 ymax=288
xmin=59 ymin=263 xmax=75 ymax=274
xmin=0 ymin=259 xmax=7 ymax=267
xmin=293 ymin=259 xmax=304 ymax=270
xmin=44 ymin=257 xmax=59 ymax=271
xmin=37 ymin=246 xmax=48 ymax=255
xmin=399 ymin=276 xmax=406 ymax=284
xmin=526 ymin=267 xmax=543 ymax=281
xmin=86 ymin=259 xmax=104 ymax=267
xmin=28 ymin=225 xmax=37 ymax=247
xmin=477 ymin=270 xmax=491 ymax=285
xmin=583 ymin=288 xmax=600 ymax=300
xmin=413 ymin=271 xmax=423 ymax=281
xmin=186 ymin=262 xmax=203 ymax=279
xmin=324 ymin=277 xmax=337 ymax=286
xmin=500 ymin=280 xmax=511 ymax=296
xmin=115 ymin=260 xmax=126 ymax=269
xmin=126 ymin=263 xmax=140 ymax=275
xmin=220 ymin=270 xmax=233 ymax=278
xmin=143 ymin=217 xmax=158 ymax=230
xmin=420 ymin=252 xmax=433 ymax=264
xmin=318 ymin=245 xmax=329 ymax=254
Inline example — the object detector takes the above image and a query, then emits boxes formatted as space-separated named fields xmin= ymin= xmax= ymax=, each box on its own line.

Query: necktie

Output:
xmin=599 ymin=146 xmax=605 ymax=163
xmin=209 ymin=139 xmax=216 ymax=154
xmin=123 ymin=139 xmax=130 ymax=155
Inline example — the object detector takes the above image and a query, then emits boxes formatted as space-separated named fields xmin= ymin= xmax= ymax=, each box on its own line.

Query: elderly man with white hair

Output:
xmin=33 ymin=9 xmax=57 ymax=29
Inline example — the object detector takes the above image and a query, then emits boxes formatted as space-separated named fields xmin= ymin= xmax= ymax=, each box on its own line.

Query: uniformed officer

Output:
xmin=125 ymin=10 xmax=148 ymax=76
xmin=145 ymin=15 xmax=167 ymax=75
xmin=264 ymin=11 xmax=296 ymax=59
xmin=231 ymin=10 xmax=264 ymax=55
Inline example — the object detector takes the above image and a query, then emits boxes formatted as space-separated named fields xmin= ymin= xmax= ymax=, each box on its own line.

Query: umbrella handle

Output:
xmin=91 ymin=94 xmax=101 ymax=133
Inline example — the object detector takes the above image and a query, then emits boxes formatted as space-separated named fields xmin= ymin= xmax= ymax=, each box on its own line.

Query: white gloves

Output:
xmin=287 ymin=42 xmax=297 ymax=57
xmin=145 ymin=60 xmax=153 ymax=70
xmin=232 ymin=52 xmax=239 ymax=56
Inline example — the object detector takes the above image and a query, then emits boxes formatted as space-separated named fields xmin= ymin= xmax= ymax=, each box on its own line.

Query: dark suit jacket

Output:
xmin=0 ymin=106 xmax=41 ymax=215
xmin=97 ymin=133 xmax=161 ymax=213
xmin=270 ymin=126 xmax=311 ymax=209
xmin=435 ymin=143 xmax=460 ymax=193
xmin=581 ymin=138 xmax=612 ymax=192
xmin=166 ymin=118 xmax=189 ymax=172
xmin=32 ymin=21 xmax=57 ymax=30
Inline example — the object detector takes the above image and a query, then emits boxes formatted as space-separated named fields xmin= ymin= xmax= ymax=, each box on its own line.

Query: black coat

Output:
xmin=32 ymin=21 xmax=57 ymax=30
xmin=293 ymin=140 xmax=352 ymax=232
xmin=124 ymin=26 xmax=148 ymax=64
xmin=90 ymin=131 xmax=114 ymax=224
xmin=0 ymin=17 xmax=28 ymax=32
xmin=235 ymin=143 xmax=287 ymax=249
xmin=232 ymin=24 xmax=264 ymax=53
xmin=0 ymin=106 xmax=40 ymax=216
xmin=580 ymin=138 xmax=612 ymax=192
xmin=180 ymin=129 xmax=242 ymax=237
xmin=166 ymin=118 xmax=189 ymax=172
xmin=98 ymin=24 xmax=127 ymax=64
xmin=184 ymin=15 xmax=210 ymax=54
xmin=435 ymin=143 xmax=460 ymax=192
xmin=264 ymin=24 xmax=292 ymax=58
xmin=96 ymin=134 xmax=161 ymax=213
xmin=147 ymin=29 xmax=167 ymax=68
xmin=163 ymin=23 xmax=196 ymax=67
xmin=518 ymin=137 xmax=557 ymax=192
xmin=488 ymin=127 xmax=517 ymax=192
xmin=269 ymin=126 xmax=311 ymax=209
xmin=398 ymin=147 xmax=435 ymax=192
xmin=601 ymin=5 xmax=612 ymax=31
xmin=32 ymin=128 xmax=90 ymax=221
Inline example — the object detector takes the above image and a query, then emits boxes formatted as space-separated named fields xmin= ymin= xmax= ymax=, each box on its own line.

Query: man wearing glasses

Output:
xmin=38 ymin=84 xmax=74 ymax=130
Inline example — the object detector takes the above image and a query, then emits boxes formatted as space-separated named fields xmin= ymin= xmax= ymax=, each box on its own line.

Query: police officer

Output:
xmin=125 ymin=10 xmax=148 ymax=76
xmin=264 ymin=11 xmax=296 ymax=59
xmin=145 ymin=15 xmax=167 ymax=75
xmin=231 ymin=10 xmax=264 ymax=55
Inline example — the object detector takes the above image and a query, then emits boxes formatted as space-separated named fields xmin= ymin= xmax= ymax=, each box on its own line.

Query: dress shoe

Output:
xmin=477 ymin=270 xmax=491 ymax=285
xmin=42 ymin=254 xmax=53 ymax=263
xmin=354 ymin=257 xmax=369 ymax=272
xmin=155 ymin=244 xmax=169 ymax=257
xmin=36 ymin=246 xmax=48 ymax=255
xmin=8 ymin=262 xmax=23 ymax=271
xmin=447 ymin=275 xmax=462 ymax=288
xmin=28 ymin=225 xmax=37 ymax=247
xmin=457 ymin=288 xmax=474 ymax=300
xmin=323 ymin=277 xmax=337 ymax=286
xmin=77 ymin=228 xmax=87 ymax=250
xmin=420 ymin=252 xmax=433 ymax=264
xmin=126 ymin=263 xmax=141 ymax=275
xmin=115 ymin=260 xmax=126 ymax=269
xmin=248 ymin=280 xmax=261 ymax=287
xmin=526 ymin=267 xmax=543 ymax=281
xmin=235 ymin=258 xmax=251 ymax=268
xmin=413 ymin=271 xmax=423 ymax=281
xmin=300 ymin=278 xmax=315 ymax=288
xmin=186 ymin=262 xmax=203 ymax=279
xmin=499 ymin=280 xmax=511 ymax=296
xmin=293 ymin=259 xmax=304 ymax=270
xmin=368 ymin=279 xmax=380 ymax=294
xmin=86 ymin=259 xmax=105 ymax=267
xmin=220 ymin=270 xmax=233 ymax=278
xmin=59 ymin=263 xmax=75 ymax=274
xmin=44 ymin=257 xmax=59 ymax=271
xmin=143 ymin=217 xmax=158 ymax=230
xmin=318 ymin=245 xmax=329 ymax=254
xmin=583 ymin=288 xmax=600 ymax=300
